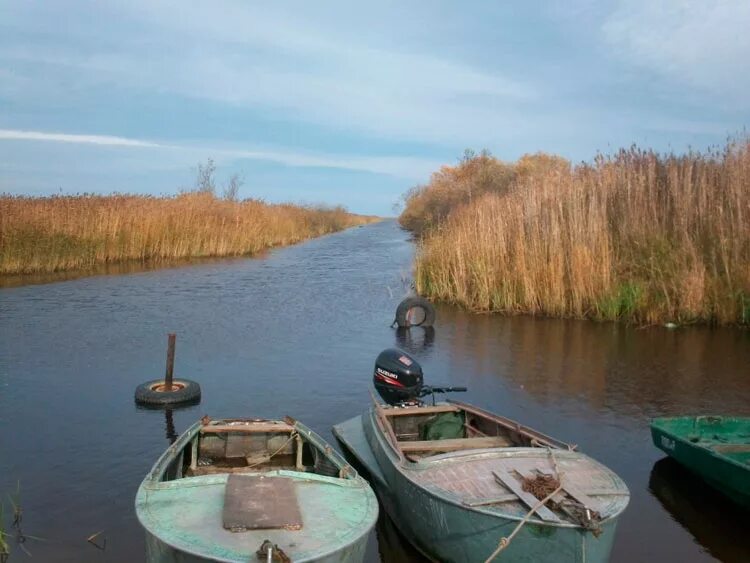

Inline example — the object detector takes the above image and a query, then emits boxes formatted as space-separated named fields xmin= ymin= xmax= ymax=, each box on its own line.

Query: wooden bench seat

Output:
xmin=382 ymin=405 xmax=459 ymax=417
xmin=398 ymin=436 xmax=512 ymax=453
xmin=200 ymin=423 xmax=294 ymax=434
xmin=187 ymin=464 xmax=300 ymax=476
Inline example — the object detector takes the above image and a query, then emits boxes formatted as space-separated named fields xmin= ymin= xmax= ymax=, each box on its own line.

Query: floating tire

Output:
xmin=395 ymin=296 xmax=436 ymax=328
xmin=134 ymin=379 xmax=202 ymax=406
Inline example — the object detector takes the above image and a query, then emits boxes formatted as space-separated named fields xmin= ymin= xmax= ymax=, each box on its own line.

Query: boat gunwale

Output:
xmin=136 ymin=417 xmax=377 ymax=563
xmin=366 ymin=407 xmax=629 ymax=529
xmin=141 ymin=417 xmax=360 ymax=485
xmin=136 ymin=473 xmax=377 ymax=563
xmin=448 ymin=399 xmax=577 ymax=451
xmin=651 ymin=416 xmax=750 ymax=472
xmin=368 ymin=396 xmax=577 ymax=463
xmin=140 ymin=468 xmax=364 ymax=492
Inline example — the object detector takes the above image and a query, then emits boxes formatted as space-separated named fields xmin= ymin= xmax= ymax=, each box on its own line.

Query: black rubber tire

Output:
xmin=134 ymin=379 xmax=202 ymax=406
xmin=395 ymin=296 xmax=436 ymax=328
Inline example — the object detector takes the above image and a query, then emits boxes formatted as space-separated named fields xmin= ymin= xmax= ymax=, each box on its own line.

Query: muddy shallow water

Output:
xmin=1 ymin=220 xmax=749 ymax=562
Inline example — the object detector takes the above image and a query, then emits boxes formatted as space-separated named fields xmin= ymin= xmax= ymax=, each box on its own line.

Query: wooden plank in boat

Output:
xmin=223 ymin=475 xmax=302 ymax=531
xmin=463 ymin=494 xmax=518 ymax=507
xmin=492 ymin=469 xmax=561 ymax=523
xmin=382 ymin=405 xmax=459 ymax=417
xmin=558 ymin=480 xmax=605 ymax=514
xmin=189 ymin=465 xmax=297 ymax=476
xmin=399 ymin=436 xmax=509 ymax=452
xmin=202 ymin=423 xmax=294 ymax=434
xmin=517 ymin=467 xmax=605 ymax=514
xmin=449 ymin=400 xmax=576 ymax=450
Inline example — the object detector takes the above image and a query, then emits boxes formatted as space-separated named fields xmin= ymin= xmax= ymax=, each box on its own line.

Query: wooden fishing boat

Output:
xmin=651 ymin=416 xmax=750 ymax=509
xmin=136 ymin=416 xmax=378 ymax=563
xmin=333 ymin=349 xmax=629 ymax=563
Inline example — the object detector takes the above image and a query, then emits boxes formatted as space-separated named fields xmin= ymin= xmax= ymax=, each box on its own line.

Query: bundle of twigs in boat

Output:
xmin=521 ymin=471 xmax=602 ymax=536
xmin=484 ymin=449 xmax=563 ymax=562
xmin=521 ymin=473 xmax=560 ymax=501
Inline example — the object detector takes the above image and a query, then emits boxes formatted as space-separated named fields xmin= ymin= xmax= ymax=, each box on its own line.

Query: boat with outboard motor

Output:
xmin=136 ymin=416 xmax=378 ymax=563
xmin=333 ymin=348 xmax=630 ymax=563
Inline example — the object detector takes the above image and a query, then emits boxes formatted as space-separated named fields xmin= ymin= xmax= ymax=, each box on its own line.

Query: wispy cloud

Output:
xmin=602 ymin=0 xmax=750 ymax=109
xmin=0 ymin=1 xmax=536 ymax=147
xmin=0 ymin=128 xmax=440 ymax=180
xmin=1 ymin=1 xmax=748 ymax=212
xmin=0 ymin=129 xmax=160 ymax=148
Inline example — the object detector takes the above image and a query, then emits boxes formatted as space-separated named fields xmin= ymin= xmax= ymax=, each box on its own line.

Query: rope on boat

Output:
xmin=483 ymin=448 xmax=563 ymax=562
xmin=244 ymin=432 xmax=299 ymax=470
xmin=484 ymin=447 xmax=605 ymax=561
xmin=256 ymin=539 xmax=291 ymax=563
xmin=483 ymin=483 xmax=563 ymax=562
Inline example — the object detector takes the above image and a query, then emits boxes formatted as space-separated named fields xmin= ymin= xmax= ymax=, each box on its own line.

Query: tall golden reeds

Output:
xmin=0 ymin=192 xmax=377 ymax=275
xmin=406 ymin=140 xmax=750 ymax=325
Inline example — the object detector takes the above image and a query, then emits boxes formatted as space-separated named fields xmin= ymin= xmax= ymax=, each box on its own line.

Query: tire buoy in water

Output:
xmin=394 ymin=296 xmax=436 ymax=328
xmin=135 ymin=378 xmax=202 ymax=406
xmin=134 ymin=333 xmax=201 ymax=406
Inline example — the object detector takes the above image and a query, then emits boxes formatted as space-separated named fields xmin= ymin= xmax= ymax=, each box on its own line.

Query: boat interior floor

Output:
xmin=697 ymin=441 xmax=750 ymax=465
xmin=164 ymin=421 xmax=343 ymax=480
xmin=383 ymin=404 xmax=559 ymax=461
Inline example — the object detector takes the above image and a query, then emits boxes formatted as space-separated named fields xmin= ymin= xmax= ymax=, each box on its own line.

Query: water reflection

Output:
xmin=164 ymin=409 xmax=177 ymax=445
xmin=437 ymin=309 xmax=750 ymax=419
xmin=0 ymin=254 xmax=265 ymax=288
xmin=649 ymin=458 xmax=750 ymax=563
xmin=373 ymin=510 xmax=428 ymax=563
xmin=135 ymin=402 xmax=201 ymax=445
xmin=394 ymin=326 xmax=435 ymax=355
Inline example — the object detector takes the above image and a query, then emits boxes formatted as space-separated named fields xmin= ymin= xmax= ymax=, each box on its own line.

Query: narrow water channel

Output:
xmin=1 ymin=220 xmax=748 ymax=562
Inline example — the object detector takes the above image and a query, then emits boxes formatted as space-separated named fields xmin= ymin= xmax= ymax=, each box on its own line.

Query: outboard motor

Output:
xmin=373 ymin=348 xmax=423 ymax=405
xmin=373 ymin=348 xmax=468 ymax=406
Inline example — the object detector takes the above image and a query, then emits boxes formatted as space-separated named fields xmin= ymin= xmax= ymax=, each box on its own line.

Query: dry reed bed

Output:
xmin=0 ymin=193 xmax=377 ymax=275
xmin=408 ymin=141 xmax=750 ymax=325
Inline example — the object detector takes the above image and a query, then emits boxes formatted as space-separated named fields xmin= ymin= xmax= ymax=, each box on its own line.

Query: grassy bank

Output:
xmin=0 ymin=193 xmax=378 ymax=275
xmin=402 ymin=141 xmax=750 ymax=325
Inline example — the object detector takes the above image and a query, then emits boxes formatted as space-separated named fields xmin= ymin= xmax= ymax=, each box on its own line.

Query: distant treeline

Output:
xmin=400 ymin=140 xmax=750 ymax=325
xmin=0 ymin=192 xmax=378 ymax=275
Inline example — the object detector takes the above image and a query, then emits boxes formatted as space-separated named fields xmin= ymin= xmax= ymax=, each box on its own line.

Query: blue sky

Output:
xmin=1 ymin=1 xmax=748 ymax=215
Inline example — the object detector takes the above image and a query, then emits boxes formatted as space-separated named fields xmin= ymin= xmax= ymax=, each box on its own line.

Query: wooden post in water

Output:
xmin=165 ymin=333 xmax=176 ymax=391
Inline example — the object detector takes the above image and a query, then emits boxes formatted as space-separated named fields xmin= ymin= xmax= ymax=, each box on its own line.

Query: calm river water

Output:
xmin=1 ymin=220 xmax=749 ymax=562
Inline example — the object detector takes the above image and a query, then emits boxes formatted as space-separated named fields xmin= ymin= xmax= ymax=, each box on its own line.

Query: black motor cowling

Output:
xmin=373 ymin=348 xmax=423 ymax=405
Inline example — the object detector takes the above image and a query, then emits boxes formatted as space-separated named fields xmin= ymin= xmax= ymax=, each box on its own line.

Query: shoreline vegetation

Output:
xmin=400 ymin=139 xmax=750 ymax=326
xmin=0 ymin=192 xmax=378 ymax=275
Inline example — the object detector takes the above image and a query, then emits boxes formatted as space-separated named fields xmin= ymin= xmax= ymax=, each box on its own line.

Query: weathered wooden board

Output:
xmin=223 ymin=475 xmax=302 ymax=531
xmin=202 ymin=423 xmax=294 ymax=434
xmin=399 ymin=436 xmax=510 ymax=453
xmin=382 ymin=405 xmax=459 ymax=417
xmin=493 ymin=469 xmax=561 ymax=523
xmin=463 ymin=494 xmax=518 ymax=507
xmin=559 ymin=480 xmax=605 ymax=514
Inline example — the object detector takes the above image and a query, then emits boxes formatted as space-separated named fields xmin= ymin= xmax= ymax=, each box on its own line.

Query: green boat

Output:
xmin=333 ymin=348 xmax=630 ymax=563
xmin=651 ymin=416 xmax=750 ymax=509
xmin=136 ymin=417 xmax=378 ymax=563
